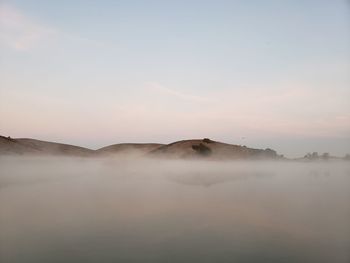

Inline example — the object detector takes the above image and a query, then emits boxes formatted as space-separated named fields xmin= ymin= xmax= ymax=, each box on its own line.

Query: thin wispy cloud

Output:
xmin=0 ymin=4 xmax=54 ymax=51
xmin=0 ymin=3 xmax=119 ymax=54
xmin=146 ymin=82 xmax=214 ymax=103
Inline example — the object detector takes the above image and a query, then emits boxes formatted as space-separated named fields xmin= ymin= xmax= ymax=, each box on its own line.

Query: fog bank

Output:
xmin=1 ymin=157 xmax=349 ymax=263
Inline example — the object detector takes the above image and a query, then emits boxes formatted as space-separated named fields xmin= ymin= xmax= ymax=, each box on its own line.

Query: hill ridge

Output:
xmin=0 ymin=135 xmax=281 ymax=159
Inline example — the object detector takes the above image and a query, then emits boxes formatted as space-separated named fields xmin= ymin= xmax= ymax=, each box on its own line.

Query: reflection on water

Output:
xmin=1 ymin=157 xmax=349 ymax=263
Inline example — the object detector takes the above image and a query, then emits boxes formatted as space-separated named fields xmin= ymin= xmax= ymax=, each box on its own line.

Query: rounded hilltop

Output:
xmin=150 ymin=138 xmax=280 ymax=160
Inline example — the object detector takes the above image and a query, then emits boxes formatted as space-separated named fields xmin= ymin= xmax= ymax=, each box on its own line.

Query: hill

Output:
xmin=96 ymin=143 xmax=164 ymax=156
xmin=0 ymin=136 xmax=93 ymax=156
xmin=150 ymin=138 xmax=279 ymax=160
xmin=0 ymin=135 xmax=280 ymax=159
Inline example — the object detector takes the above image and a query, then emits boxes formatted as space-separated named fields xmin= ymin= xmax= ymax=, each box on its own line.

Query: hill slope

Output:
xmin=0 ymin=136 xmax=93 ymax=156
xmin=96 ymin=143 xmax=164 ymax=156
xmin=150 ymin=138 xmax=279 ymax=159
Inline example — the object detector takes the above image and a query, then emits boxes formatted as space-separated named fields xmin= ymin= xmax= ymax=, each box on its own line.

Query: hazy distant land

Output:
xmin=1 ymin=135 xmax=348 ymax=161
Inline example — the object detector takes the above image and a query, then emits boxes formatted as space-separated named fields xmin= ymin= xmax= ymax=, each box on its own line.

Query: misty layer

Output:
xmin=0 ymin=157 xmax=349 ymax=263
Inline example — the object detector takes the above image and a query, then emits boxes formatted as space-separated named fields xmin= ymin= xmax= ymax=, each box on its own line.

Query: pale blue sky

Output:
xmin=1 ymin=0 xmax=349 ymax=157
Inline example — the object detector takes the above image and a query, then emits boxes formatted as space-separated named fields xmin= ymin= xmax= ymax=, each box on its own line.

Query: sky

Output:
xmin=0 ymin=0 xmax=349 ymax=157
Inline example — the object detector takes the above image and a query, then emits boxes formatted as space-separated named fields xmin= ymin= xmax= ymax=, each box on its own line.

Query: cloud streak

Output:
xmin=0 ymin=4 xmax=54 ymax=51
xmin=146 ymin=82 xmax=214 ymax=103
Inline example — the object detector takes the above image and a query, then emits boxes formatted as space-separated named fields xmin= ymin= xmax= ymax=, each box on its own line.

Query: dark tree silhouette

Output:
xmin=321 ymin=153 xmax=329 ymax=160
xmin=192 ymin=143 xmax=212 ymax=156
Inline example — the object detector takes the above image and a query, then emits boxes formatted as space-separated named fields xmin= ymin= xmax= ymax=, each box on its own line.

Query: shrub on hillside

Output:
xmin=192 ymin=143 xmax=212 ymax=156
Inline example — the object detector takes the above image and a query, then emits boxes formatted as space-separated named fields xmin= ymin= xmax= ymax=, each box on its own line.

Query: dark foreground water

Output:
xmin=0 ymin=157 xmax=349 ymax=263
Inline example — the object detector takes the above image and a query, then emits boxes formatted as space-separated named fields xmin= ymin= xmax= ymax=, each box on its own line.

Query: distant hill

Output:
xmin=150 ymin=138 xmax=279 ymax=160
xmin=0 ymin=136 xmax=163 ymax=157
xmin=0 ymin=135 xmax=93 ymax=156
xmin=0 ymin=135 xmax=280 ymax=159
xmin=96 ymin=143 xmax=164 ymax=156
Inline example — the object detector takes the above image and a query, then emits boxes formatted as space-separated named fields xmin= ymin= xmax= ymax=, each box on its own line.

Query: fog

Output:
xmin=1 ymin=156 xmax=350 ymax=263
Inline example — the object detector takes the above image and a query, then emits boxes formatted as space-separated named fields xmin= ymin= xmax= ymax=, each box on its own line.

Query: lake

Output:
xmin=1 ymin=157 xmax=349 ymax=262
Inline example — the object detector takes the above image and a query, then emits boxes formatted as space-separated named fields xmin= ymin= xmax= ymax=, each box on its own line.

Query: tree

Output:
xmin=304 ymin=152 xmax=319 ymax=160
xmin=192 ymin=143 xmax=212 ymax=156
xmin=321 ymin=153 xmax=329 ymax=160
xmin=264 ymin=148 xmax=277 ymax=158
xmin=202 ymin=138 xmax=213 ymax=143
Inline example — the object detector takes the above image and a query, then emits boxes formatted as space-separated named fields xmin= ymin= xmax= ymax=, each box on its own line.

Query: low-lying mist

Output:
xmin=1 ymin=156 xmax=349 ymax=263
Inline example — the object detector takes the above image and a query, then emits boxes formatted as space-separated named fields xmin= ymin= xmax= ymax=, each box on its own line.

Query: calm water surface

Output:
xmin=1 ymin=157 xmax=349 ymax=262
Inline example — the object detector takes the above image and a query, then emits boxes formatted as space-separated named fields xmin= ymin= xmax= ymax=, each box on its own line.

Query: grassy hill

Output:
xmin=150 ymin=138 xmax=279 ymax=160
xmin=0 ymin=135 xmax=280 ymax=159
xmin=0 ymin=136 xmax=93 ymax=156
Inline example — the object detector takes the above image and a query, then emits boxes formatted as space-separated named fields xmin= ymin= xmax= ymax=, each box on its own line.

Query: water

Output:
xmin=1 ymin=157 xmax=349 ymax=262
